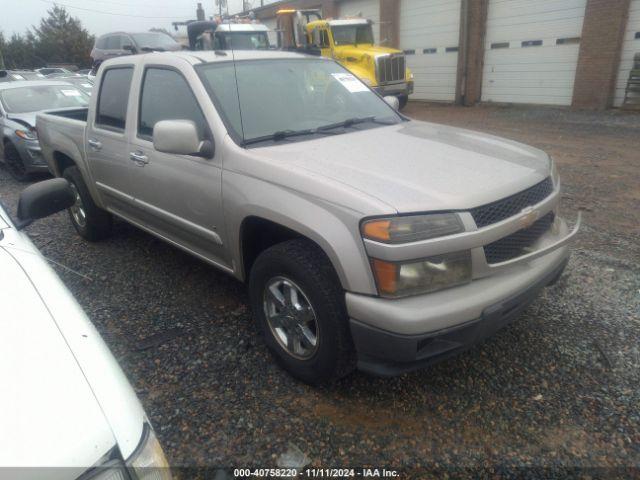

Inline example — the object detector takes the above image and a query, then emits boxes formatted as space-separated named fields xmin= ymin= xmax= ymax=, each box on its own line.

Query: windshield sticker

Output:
xmin=331 ymin=73 xmax=369 ymax=93
xmin=61 ymin=89 xmax=81 ymax=97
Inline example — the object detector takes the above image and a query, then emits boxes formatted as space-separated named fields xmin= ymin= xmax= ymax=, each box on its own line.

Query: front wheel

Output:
xmin=63 ymin=166 xmax=113 ymax=241
xmin=249 ymin=239 xmax=355 ymax=384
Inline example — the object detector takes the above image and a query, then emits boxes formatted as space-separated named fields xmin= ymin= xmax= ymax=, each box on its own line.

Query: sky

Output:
xmin=0 ymin=0 xmax=280 ymax=37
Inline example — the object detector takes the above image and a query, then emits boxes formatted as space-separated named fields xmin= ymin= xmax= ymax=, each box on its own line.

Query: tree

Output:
xmin=32 ymin=5 xmax=95 ymax=67
xmin=1 ymin=33 xmax=39 ymax=69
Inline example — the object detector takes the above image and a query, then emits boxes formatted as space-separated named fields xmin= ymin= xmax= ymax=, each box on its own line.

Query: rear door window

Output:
xmin=138 ymin=68 xmax=207 ymax=140
xmin=96 ymin=67 xmax=133 ymax=131
xmin=105 ymin=35 xmax=121 ymax=50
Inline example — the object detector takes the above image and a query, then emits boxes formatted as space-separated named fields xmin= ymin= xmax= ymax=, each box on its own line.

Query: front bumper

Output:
xmin=347 ymin=197 xmax=580 ymax=375
xmin=349 ymin=250 xmax=570 ymax=376
xmin=15 ymin=139 xmax=49 ymax=173
xmin=374 ymin=81 xmax=414 ymax=97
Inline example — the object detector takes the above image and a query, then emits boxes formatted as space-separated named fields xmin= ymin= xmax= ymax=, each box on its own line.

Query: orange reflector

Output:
xmin=372 ymin=259 xmax=397 ymax=295
xmin=363 ymin=220 xmax=391 ymax=242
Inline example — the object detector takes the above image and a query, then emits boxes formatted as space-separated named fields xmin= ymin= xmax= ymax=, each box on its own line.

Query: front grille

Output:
xmin=376 ymin=54 xmax=406 ymax=84
xmin=484 ymin=212 xmax=555 ymax=264
xmin=470 ymin=177 xmax=554 ymax=228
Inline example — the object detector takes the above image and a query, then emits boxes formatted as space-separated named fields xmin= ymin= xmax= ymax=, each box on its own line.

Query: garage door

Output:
xmin=338 ymin=0 xmax=380 ymax=43
xmin=614 ymin=0 xmax=640 ymax=106
xmin=482 ymin=0 xmax=587 ymax=105
xmin=399 ymin=0 xmax=461 ymax=102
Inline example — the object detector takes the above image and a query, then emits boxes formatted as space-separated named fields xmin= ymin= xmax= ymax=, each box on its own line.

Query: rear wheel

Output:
xmin=398 ymin=94 xmax=409 ymax=110
xmin=63 ymin=166 xmax=113 ymax=241
xmin=249 ymin=239 xmax=355 ymax=384
xmin=3 ymin=142 xmax=30 ymax=182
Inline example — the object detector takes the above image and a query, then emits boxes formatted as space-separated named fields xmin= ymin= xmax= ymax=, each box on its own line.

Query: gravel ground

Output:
xmin=1 ymin=103 xmax=639 ymax=477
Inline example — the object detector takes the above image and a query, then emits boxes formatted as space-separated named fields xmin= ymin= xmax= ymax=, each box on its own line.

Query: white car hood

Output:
xmin=0 ymin=246 xmax=115 ymax=470
xmin=0 ymin=213 xmax=145 ymax=472
xmin=255 ymin=121 xmax=551 ymax=214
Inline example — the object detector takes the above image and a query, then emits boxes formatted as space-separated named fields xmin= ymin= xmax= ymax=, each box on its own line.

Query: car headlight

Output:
xmin=15 ymin=129 xmax=38 ymax=140
xmin=362 ymin=213 xmax=465 ymax=244
xmin=362 ymin=213 xmax=470 ymax=298
xmin=371 ymin=251 xmax=472 ymax=298
xmin=126 ymin=424 xmax=172 ymax=480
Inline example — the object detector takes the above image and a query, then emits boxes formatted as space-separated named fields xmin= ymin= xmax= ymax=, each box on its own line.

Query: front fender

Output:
xmin=224 ymin=171 xmax=378 ymax=296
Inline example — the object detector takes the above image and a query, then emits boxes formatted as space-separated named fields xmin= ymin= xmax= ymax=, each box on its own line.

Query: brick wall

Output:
xmin=572 ymin=0 xmax=631 ymax=109
xmin=456 ymin=0 xmax=488 ymax=105
xmin=380 ymin=0 xmax=400 ymax=49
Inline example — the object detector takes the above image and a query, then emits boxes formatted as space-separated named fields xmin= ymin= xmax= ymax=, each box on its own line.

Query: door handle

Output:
xmin=88 ymin=138 xmax=102 ymax=151
xmin=129 ymin=151 xmax=149 ymax=166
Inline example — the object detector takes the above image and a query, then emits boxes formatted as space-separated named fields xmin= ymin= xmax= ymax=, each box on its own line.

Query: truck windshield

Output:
xmin=0 ymin=85 xmax=89 ymax=113
xmin=217 ymin=32 xmax=270 ymax=50
xmin=331 ymin=24 xmax=374 ymax=45
xmin=197 ymin=58 xmax=400 ymax=146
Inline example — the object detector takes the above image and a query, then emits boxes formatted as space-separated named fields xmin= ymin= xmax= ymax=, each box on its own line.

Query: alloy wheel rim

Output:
xmin=69 ymin=182 xmax=87 ymax=228
xmin=263 ymin=276 xmax=319 ymax=360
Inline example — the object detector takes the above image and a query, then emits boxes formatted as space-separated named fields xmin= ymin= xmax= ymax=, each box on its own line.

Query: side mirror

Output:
xmin=122 ymin=44 xmax=136 ymax=53
xmin=153 ymin=120 xmax=213 ymax=158
xmin=384 ymin=95 xmax=400 ymax=110
xmin=16 ymin=178 xmax=75 ymax=230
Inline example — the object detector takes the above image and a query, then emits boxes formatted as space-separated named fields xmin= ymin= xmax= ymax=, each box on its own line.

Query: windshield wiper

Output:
xmin=242 ymin=128 xmax=341 ymax=146
xmin=317 ymin=116 xmax=396 ymax=132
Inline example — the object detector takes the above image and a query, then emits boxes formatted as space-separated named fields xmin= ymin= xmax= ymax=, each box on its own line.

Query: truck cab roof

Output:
xmin=100 ymin=49 xmax=324 ymax=68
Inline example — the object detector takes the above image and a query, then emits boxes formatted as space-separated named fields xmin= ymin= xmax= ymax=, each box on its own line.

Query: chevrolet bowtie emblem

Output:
xmin=519 ymin=207 xmax=540 ymax=229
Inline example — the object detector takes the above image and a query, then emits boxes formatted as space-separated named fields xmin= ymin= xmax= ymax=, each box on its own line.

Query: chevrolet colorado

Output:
xmin=37 ymin=50 xmax=580 ymax=384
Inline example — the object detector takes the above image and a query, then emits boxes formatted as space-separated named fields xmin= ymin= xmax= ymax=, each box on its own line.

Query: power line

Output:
xmin=35 ymin=0 xmax=194 ymax=19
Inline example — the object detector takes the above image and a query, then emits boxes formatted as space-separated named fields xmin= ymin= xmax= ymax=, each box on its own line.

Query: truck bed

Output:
xmin=36 ymin=108 xmax=88 ymax=177
xmin=45 ymin=108 xmax=89 ymax=122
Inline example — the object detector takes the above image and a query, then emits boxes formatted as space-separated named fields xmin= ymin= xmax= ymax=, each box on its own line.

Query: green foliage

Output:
xmin=0 ymin=5 xmax=95 ymax=69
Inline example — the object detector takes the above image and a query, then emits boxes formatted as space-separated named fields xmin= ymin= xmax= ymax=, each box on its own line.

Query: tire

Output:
xmin=249 ymin=239 xmax=355 ymax=384
xmin=63 ymin=166 xmax=113 ymax=241
xmin=397 ymin=94 xmax=409 ymax=110
xmin=3 ymin=142 xmax=31 ymax=182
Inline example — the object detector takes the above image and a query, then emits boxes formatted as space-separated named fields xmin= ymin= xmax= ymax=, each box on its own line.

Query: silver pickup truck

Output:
xmin=37 ymin=50 xmax=580 ymax=384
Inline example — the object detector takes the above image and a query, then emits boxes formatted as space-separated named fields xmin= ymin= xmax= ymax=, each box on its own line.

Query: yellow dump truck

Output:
xmin=276 ymin=9 xmax=413 ymax=109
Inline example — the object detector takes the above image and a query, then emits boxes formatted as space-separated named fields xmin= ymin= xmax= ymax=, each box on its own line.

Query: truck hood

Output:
xmin=6 ymin=112 xmax=36 ymax=129
xmin=0 ymin=217 xmax=145 ymax=471
xmin=335 ymin=44 xmax=402 ymax=57
xmin=255 ymin=120 xmax=551 ymax=213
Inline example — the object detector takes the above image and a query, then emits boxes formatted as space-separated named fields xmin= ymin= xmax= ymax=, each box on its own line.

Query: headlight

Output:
xmin=15 ymin=129 xmax=38 ymax=140
xmin=127 ymin=424 xmax=172 ymax=480
xmin=371 ymin=251 xmax=472 ymax=298
xmin=362 ymin=213 xmax=464 ymax=244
